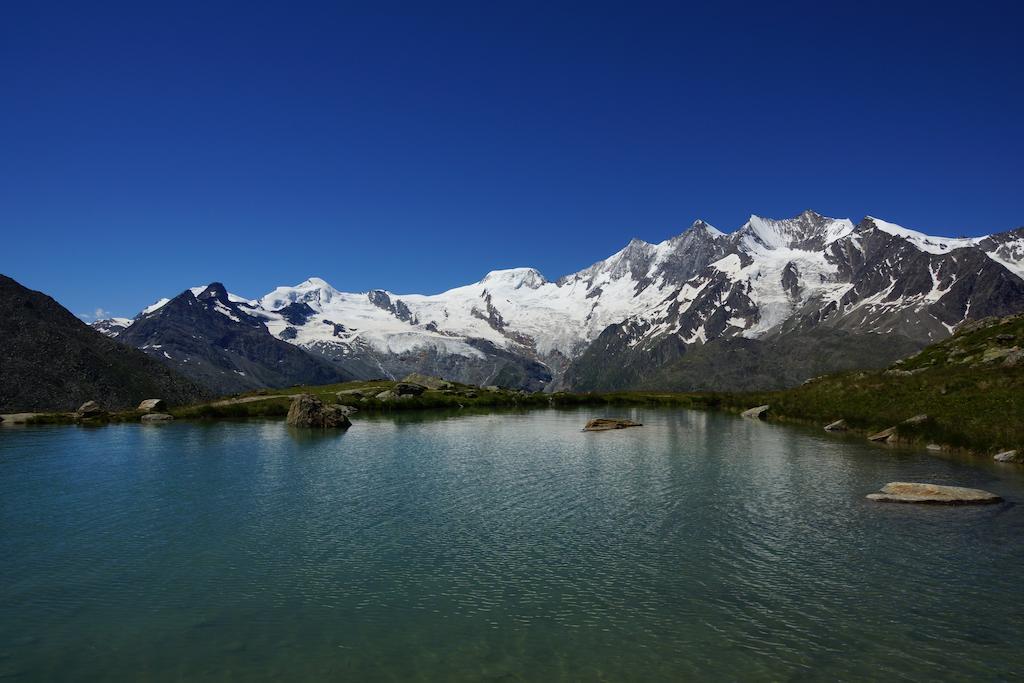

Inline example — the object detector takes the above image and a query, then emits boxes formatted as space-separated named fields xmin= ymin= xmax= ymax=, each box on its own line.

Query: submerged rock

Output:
xmin=824 ymin=419 xmax=848 ymax=432
xmin=741 ymin=405 xmax=770 ymax=420
xmin=141 ymin=413 xmax=174 ymax=422
xmin=994 ymin=450 xmax=1022 ymax=463
xmin=137 ymin=398 xmax=167 ymax=413
xmin=286 ymin=394 xmax=352 ymax=429
xmin=866 ymin=482 xmax=1002 ymax=505
xmin=583 ymin=418 xmax=642 ymax=432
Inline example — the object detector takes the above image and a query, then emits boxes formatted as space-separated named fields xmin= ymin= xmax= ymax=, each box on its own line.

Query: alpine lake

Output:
xmin=2 ymin=407 xmax=1023 ymax=680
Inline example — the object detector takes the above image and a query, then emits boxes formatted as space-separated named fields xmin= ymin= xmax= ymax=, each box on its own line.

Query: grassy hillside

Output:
xmin=704 ymin=314 xmax=1024 ymax=454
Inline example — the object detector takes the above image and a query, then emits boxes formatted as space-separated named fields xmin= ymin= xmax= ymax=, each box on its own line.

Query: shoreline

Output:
xmin=4 ymin=378 xmax=1018 ymax=467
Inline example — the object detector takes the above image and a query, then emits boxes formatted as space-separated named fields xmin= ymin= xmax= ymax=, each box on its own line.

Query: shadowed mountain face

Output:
xmin=95 ymin=211 xmax=1024 ymax=393
xmin=0 ymin=275 xmax=210 ymax=412
xmin=116 ymin=283 xmax=352 ymax=395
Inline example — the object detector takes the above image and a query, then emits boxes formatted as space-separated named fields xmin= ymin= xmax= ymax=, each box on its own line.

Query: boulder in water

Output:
xmin=994 ymin=450 xmax=1022 ymax=463
xmin=824 ymin=419 xmax=848 ymax=432
xmin=583 ymin=418 xmax=642 ymax=432
xmin=866 ymin=482 xmax=1002 ymax=505
xmin=741 ymin=405 xmax=769 ymax=420
xmin=141 ymin=413 xmax=174 ymax=422
xmin=286 ymin=394 xmax=351 ymax=429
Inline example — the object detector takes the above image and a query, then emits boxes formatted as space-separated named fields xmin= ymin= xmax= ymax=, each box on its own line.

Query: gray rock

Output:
xmin=393 ymin=382 xmax=426 ymax=396
xmin=76 ymin=401 xmax=105 ymax=418
xmin=583 ymin=418 xmax=643 ymax=432
xmin=141 ymin=413 xmax=174 ymax=422
xmin=336 ymin=389 xmax=365 ymax=398
xmin=483 ymin=385 xmax=501 ymax=392
xmin=867 ymin=426 xmax=897 ymax=442
xmin=741 ymin=405 xmax=769 ymax=420
xmin=1003 ymin=349 xmax=1024 ymax=367
xmin=824 ymin=419 xmax=847 ymax=432
xmin=926 ymin=444 xmax=944 ymax=451
xmin=866 ymin=482 xmax=1002 ymax=505
xmin=902 ymin=414 xmax=929 ymax=425
xmin=137 ymin=398 xmax=167 ymax=413
xmin=285 ymin=394 xmax=351 ymax=429
xmin=994 ymin=449 xmax=1022 ymax=463
xmin=375 ymin=390 xmax=398 ymax=401
xmin=400 ymin=373 xmax=453 ymax=390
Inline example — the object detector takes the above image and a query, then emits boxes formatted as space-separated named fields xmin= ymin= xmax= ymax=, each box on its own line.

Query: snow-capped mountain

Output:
xmin=97 ymin=210 xmax=1024 ymax=393
xmin=113 ymin=282 xmax=350 ymax=394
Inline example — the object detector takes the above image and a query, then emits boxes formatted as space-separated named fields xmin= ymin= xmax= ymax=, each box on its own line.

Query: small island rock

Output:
xmin=286 ymin=394 xmax=352 ymax=429
xmin=824 ymin=419 xmax=848 ymax=432
xmin=866 ymin=482 xmax=1002 ymax=505
xmin=141 ymin=413 xmax=174 ymax=422
xmin=741 ymin=405 xmax=770 ymax=420
xmin=583 ymin=418 xmax=643 ymax=432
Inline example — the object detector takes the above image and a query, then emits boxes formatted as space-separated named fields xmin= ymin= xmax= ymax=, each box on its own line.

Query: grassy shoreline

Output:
xmin=11 ymin=315 xmax=1023 ymax=462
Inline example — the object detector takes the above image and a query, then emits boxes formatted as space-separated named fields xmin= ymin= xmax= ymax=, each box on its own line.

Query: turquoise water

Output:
xmin=2 ymin=408 xmax=1023 ymax=680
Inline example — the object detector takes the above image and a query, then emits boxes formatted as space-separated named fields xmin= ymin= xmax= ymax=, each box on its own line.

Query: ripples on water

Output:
xmin=1 ymin=408 xmax=1022 ymax=680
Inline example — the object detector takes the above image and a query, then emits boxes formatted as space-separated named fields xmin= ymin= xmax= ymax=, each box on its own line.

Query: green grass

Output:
xmin=704 ymin=314 xmax=1024 ymax=455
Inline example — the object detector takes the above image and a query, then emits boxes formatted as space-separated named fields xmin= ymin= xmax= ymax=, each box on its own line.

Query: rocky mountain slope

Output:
xmin=95 ymin=210 xmax=1024 ymax=392
xmin=116 ymin=283 xmax=352 ymax=395
xmin=0 ymin=275 xmax=209 ymax=412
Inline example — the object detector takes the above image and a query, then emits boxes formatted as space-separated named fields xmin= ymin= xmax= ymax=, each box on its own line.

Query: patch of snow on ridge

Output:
xmin=983 ymin=237 xmax=1024 ymax=281
xmin=867 ymin=217 xmax=982 ymax=254
xmin=141 ymin=298 xmax=171 ymax=315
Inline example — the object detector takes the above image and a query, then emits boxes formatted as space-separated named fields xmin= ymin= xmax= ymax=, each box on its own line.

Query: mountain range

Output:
xmin=90 ymin=210 xmax=1024 ymax=394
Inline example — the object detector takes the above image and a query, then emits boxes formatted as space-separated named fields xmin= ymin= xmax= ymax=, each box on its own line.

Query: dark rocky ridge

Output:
xmin=0 ymin=274 xmax=210 ymax=412
xmin=117 ymin=283 xmax=352 ymax=395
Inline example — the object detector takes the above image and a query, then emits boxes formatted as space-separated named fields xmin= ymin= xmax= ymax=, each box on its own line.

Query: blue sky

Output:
xmin=2 ymin=1 xmax=1022 ymax=319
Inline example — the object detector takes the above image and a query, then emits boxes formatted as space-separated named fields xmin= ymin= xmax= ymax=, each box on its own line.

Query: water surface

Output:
xmin=2 ymin=408 xmax=1023 ymax=680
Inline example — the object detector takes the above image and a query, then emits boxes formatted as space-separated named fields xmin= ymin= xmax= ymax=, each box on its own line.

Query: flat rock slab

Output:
xmin=741 ymin=405 xmax=770 ymax=419
xmin=0 ymin=413 xmax=42 ymax=425
xmin=583 ymin=418 xmax=642 ymax=432
xmin=867 ymin=482 xmax=1002 ymax=505
xmin=867 ymin=426 xmax=897 ymax=442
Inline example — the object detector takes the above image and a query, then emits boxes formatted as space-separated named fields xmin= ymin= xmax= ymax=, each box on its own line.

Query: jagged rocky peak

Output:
xmin=195 ymin=282 xmax=230 ymax=304
xmin=479 ymin=268 xmax=548 ymax=289
xmin=685 ymin=219 xmax=725 ymax=238
xmin=739 ymin=209 xmax=855 ymax=251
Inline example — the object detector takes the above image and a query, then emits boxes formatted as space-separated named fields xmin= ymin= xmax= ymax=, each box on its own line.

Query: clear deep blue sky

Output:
xmin=2 ymin=1 xmax=1022 ymax=319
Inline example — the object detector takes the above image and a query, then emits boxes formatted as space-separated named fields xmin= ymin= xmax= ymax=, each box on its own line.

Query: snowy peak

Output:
xmin=260 ymin=277 xmax=341 ymax=312
xmin=479 ymin=268 xmax=548 ymax=290
xmin=738 ymin=210 xmax=855 ymax=251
